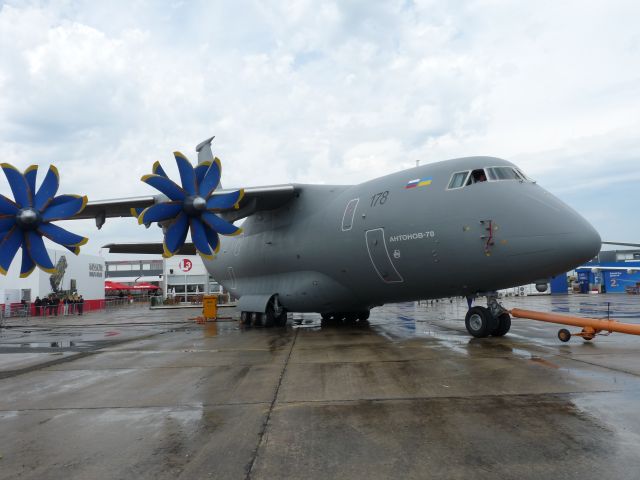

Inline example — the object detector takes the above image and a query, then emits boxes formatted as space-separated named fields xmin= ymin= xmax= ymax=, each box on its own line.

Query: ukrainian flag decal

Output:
xmin=405 ymin=177 xmax=432 ymax=189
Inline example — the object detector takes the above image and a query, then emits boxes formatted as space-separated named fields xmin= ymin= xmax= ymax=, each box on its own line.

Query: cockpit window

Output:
xmin=487 ymin=167 xmax=521 ymax=181
xmin=448 ymin=171 xmax=469 ymax=189
xmin=467 ymin=169 xmax=488 ymax=185
xmin=448 ymin=166 xmax=532 ymax=191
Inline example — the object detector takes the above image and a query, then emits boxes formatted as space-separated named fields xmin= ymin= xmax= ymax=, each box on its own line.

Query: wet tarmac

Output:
xmin=1 ymin=295 xmax=640 ymax=479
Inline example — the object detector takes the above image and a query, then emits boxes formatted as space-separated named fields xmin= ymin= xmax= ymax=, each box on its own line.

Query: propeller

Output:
xmin=138 ymin=152 xmax=243 ymax=259
xmin=0 ymin=164 xmax=88 ymax=277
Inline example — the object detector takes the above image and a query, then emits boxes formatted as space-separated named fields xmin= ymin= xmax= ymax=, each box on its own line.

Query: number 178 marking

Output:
xmin=370 ymin=191 xmax=389 ymax=207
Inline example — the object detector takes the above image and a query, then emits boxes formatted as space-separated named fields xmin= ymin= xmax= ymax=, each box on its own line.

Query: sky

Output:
xmin=1 ymin=0 xmax=639 ymax=259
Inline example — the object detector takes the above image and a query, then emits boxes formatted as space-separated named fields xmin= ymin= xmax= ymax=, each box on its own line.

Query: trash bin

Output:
xmin=202 ymin=295 xmax=218 ymax=320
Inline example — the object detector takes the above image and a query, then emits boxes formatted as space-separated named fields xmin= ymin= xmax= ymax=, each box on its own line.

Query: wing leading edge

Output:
xmin=79 ymin=184 xmax=297 ymax=229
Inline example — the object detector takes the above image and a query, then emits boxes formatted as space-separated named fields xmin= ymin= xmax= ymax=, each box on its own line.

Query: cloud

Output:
xmin=0 ymin=0 xmax=639 ymax=259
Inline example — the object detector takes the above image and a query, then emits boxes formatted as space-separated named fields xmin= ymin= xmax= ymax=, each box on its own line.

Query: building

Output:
xmin=550 ymin=249 xmax=640 ymax=295
xmin=0 ymin=248 xmax=105 ymax=314
xmin=105 ymin=255 xmax=223 ymax=302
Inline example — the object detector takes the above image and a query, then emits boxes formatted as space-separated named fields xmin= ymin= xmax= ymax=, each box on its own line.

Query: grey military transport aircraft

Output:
xmin=0 ymin=137 xmax=603 ymax=338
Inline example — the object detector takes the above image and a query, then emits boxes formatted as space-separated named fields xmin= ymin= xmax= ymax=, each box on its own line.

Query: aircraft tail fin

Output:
xmin=195 ymin=135 xmax=221 ymax=190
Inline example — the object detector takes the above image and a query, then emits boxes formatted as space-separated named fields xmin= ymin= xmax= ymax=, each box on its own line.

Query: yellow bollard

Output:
xmin=202 ymin=295 xmax=218 ymax=321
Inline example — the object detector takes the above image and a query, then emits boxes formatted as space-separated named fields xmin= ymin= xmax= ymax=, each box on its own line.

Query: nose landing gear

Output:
xmin=464 ymin=292 xmax=511 ymax=338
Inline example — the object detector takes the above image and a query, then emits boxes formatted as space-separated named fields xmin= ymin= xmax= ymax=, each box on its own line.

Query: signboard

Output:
xmin=178 ymin=259 xmax=193 ymax=272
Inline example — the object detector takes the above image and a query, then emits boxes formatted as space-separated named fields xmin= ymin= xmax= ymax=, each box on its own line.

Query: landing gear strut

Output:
xmin=464 ymin=292 xmax=511 ymax=338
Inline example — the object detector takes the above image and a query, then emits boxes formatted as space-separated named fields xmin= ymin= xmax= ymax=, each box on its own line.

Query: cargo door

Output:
xmin=365 ymin=228 xmax=403 ymax=283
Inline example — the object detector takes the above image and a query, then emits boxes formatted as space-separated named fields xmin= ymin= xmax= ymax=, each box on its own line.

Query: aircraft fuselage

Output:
xmin=206 ymin=156 xmax=600 ymax=314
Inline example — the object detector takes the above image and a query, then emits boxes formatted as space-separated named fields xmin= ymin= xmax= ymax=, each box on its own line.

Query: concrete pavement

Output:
xmin=1 ymin=295 xmax=640 ymax=479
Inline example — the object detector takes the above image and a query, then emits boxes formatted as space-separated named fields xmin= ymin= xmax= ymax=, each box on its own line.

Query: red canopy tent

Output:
xmin=104 ymin=281 xmax=132 ymax=290
xmin=131 ymin=282 xmax=160 ymax=290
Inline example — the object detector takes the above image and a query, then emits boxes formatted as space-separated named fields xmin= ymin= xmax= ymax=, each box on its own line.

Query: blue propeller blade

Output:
xmin=41 ymin=195 xmax=88 ymax=222
xmin=190 ymin=217 xmax=213 ymax=258
xmin=204 ymin=226 xmax=220 ymax=254
xmin=194 ymin=161 xmax=211 ymax=186
xmin=38 ymin=223 xmax=88 ymax=247
xmin=24 ymin=165 xmax=38 ymax=202
xmin=141 ymin=174 xmax=186 ymax=201
xmin=198 ymin=158 xmax=221 ymax=197
xmin=174 ymin=152 xmax=197 ymax=196
xmin=0 ymin=227 xmax=23 ymax=275
xmin=0 ymin=194 xmax=19 ymax=215
xmin=163 ymin=212 xmax=189 ymax=256
xmin=206 ymin=189 xmax=244 ymax=210
xmin=34 ymin=165 xmax=60 ymax=211
xmin=0 ymin=216 xmax=16 ymax=232
xmin=20 ymin=248 xmax=35 ymax=278
xmin=202 ymin=212 xmax=242 ymax=235
xmin=25 ymin=230 xmax=55 ymax=272
xmin=152 ymin=161 xmax=168 ymax=178
xmin=138 ymin=202 xmax=183 ymax=225
xmin=1 ymin=163 xmax=31 ymax=207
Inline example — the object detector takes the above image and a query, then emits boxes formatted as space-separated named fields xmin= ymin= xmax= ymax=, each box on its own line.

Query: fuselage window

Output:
xmin=447 ymin=171 xmax=469 ymax=189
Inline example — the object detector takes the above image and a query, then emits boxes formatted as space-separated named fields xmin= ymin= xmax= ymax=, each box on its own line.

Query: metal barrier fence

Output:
xmin=0 ymin=297 xmax=151 ymax=322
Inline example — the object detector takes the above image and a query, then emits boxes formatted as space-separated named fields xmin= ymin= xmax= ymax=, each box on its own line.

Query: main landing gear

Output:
xmin=464 ymin=293 xmax=511 ymax=338
xmin=240 ymin=296 xmax=287 ymax=328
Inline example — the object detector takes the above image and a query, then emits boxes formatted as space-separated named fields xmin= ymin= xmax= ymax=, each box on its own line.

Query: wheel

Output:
xmin=264 ymin=307 xmax=276 ymax=327
xmin=321 ymin=313 xmax=332 ymax=320
xmin=274 ymin=309 xmax=287 ymax=327
xmin=558 ymin=328 xmax=571 ymax=342
xmin=344 ymin=313 xmax=358 ymax=324
xmin=240 ymin=311 xmax=250 ymax=326
xmin=251 ymin=312 xmax=263 ymax=327
xmin=357 ymin=310 xmax=370 ymax=322
xmin=492 ymin=313 xmax=511 ymax=336
xmin=465 ymin=306 xmax=493 ymax=338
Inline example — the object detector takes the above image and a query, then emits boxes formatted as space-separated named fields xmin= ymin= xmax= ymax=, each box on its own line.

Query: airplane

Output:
xmin=0 ymin=137 xmax=612 ymax=338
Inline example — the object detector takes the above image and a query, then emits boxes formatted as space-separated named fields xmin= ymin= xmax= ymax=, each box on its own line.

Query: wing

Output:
xmin=102 ymin=242 xmax=197 ymax=255
xmin=602 ymin=241 xmax=640 ymax=248
xmin=77 ymin=185 xmax=297 ymax=228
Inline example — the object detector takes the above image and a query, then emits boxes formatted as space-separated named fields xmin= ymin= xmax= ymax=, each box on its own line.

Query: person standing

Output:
xmin=78 ymin=295 xmax=84 ymax=315
xmin=52 ymin=296 xmax=60 ymax=316
xmin=34 ymin=297 xmax=41 ymax=316
xmin=63 ymin=296 xmax=69 ymax=316
xmin=42 ymin=296 xmax=49 ymax=317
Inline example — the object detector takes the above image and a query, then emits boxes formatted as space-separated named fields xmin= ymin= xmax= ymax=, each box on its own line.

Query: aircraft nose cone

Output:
xmin=569 ymin=214 xmax=601 ymax=265
xmin=537 ymin=195 xmax=601 ymax=269
xmin=505 ymin=187 xmax=601 ymax=274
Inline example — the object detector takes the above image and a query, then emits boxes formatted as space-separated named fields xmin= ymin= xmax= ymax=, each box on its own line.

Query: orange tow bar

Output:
xmin=510 ymin=308 xmax=640 ymax=342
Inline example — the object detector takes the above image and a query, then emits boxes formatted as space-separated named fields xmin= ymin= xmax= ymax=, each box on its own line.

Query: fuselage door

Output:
xmin=365 ymin=228 xmax=403 ymax=283
xmin=342 ymin=198 xmax=359 ymax=231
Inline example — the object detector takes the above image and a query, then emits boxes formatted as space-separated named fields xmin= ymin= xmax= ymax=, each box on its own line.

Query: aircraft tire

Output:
xmin=492 ymin=313 xmax=511 ymax=336
xmin=465 ymin=306 xmax=493 ymax=338
xmin=344 ymin=313 xmax=358 ymax=325
xmin=251 ymin=312 xmax=263 ymax=327
xmin=275 ymin=310 xmax=288 ymax=327
xmin=357 ymin=311 xmax=370 ymax=322
xmin=240 ymin=311 xmax=250 ymax=326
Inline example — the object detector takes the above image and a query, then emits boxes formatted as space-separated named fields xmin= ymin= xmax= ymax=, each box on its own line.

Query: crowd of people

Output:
xmin=33 ymin=294 xmax=85 ymax=316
